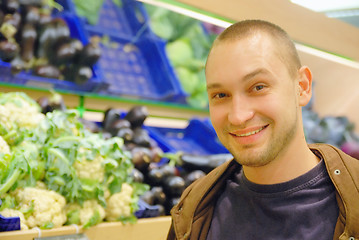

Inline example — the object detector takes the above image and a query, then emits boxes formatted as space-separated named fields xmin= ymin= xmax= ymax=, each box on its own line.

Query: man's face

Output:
xmin=205 ymin=33 xmax=302 ymax=167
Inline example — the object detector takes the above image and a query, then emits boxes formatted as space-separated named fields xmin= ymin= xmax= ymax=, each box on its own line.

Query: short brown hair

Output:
xmin=209 ymin=19 xmax=301 ymax=77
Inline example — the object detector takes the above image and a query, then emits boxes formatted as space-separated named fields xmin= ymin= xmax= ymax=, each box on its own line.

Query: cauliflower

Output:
xmin=0 ymin=93 xmax=44 ymax=130
xmin=65 ymin=200 xmax=106 ymax=228
xmin=105 ymin=183 xmax=134 ymax=221
xmin=0 ymin=136 xmax=10 ymax=154
xmin=73 ymin=150 xmax=105 ymax=182
xmin=13 ymin=187 xmax=67 ymax=229
xmin=0 ymin=208 xmax=29 ymax=230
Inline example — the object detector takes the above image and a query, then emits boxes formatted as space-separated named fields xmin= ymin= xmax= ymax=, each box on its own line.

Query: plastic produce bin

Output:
xmin=0 ymin=13 xmax=103 ymax=92
xmin=145 ymin=118 xmax=229 ymax=155
xmin=57 ymin=0 xmax=152 ymax=40
xmin=82 ymin=31 xmax=187 ymax=102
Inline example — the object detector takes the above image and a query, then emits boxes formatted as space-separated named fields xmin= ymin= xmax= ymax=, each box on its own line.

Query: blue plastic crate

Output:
xmin=0 ymin=13 xmax=103 ymax=92
xmin=82 ymin=31 xmax=187 ymax=102
xmin=145 ymin=118 xmax=229 ymax=155
xmin=57 ymin=0 xmax=152 ymax=40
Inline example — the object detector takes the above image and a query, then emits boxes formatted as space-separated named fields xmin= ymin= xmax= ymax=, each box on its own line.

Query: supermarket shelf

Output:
xmin=0 ymin=83 xmax=209 ymax=121
xmin=0 ymin=216 xmax=172 ymax=240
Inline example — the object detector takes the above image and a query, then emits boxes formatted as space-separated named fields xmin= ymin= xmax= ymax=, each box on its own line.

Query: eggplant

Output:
xmin=151 ymin=186 xmax=166 ymax=205
xmin=0 ymin=9 xmax=4 ymax=26
xmin=132 ymin=127 xmax=151 ymax=147
xmin=165 ymin=197 xmax=180 ymax=215
xmin=116 ymin=127 xmax=133 ymax=142
xmin=21 ymin=5 xmax=39 ymax=25
xmin=37 ymin=18 xmax=70 ymax=59
xmin=140 ymin=190 xmax=155 ymax=205
xmin=77 ymin=39 xmax=101 ymax=66
xmin=184 ymin=170 xmax=206 ymax=187
xmin=163 ymin=175 xmax=185 ymax=198
xmin=110 ymin=119 xmax=131 ymax=135
xmin=19 ymin=0 xmax=43 ymax=7
xmin=179 ymin=153 xmax=233 ymax=173
xmin=0 ymin=40 xmax=19 ymax=61
xmin=10 ymin=55 xmax=24 ymax=74
xmin=78 ymin=118 xmax=101 ymax=133
xmin=150 ymin=146 xmax=163 ymax=163
xmin=131 ymin=146 xmax=152 ymax=173
xmin=1 ymin=0 xmax=19 ymax=14
xmin=36 ymin=91 xmax=66 ymax=114
xmin=103 ymin=108 xmax=123 ymax=131
xmin=19 ymin=22 xmax=36 ymax=62
xmin=146 ymin=167 xmax=165 ymax=186
xmin=33 ymin=64 xmax=61 ymax=78
xmin=53 ymin=38 xmax=83 ymax=65
xmin=130 ymin=168 xmax=144 ymax=183
xmin=124 ymin=105 xmax=148 ymax=128
xmin=73 ymin=65 xmax=92 ymax=84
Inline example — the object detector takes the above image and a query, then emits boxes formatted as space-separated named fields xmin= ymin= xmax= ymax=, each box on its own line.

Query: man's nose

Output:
xmin=227 ymin=95 xmax=254 ymax=125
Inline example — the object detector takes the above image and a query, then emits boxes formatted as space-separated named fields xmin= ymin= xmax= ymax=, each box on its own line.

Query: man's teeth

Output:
xmin=235 ymin=126 xmax=265 ymax=137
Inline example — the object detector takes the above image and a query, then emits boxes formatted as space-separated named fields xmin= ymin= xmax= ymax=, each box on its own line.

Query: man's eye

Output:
xmin=215 ymin=93 xmax=227 ymax=98
xmin=254 ymin=85 xmax=264 ymax=91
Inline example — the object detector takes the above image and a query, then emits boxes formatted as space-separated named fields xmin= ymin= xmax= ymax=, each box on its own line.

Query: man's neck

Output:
xmin=242 ymin=139 xmax=320 ymax=185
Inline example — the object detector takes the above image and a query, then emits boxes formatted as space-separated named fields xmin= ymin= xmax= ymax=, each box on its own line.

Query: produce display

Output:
xmin=0 ymin=92 xmax=148 ymax=231
xmin=144 ymin=4 xmax=219 ymax=108
xmin=0 ymin=0 xmax=101 ymax=85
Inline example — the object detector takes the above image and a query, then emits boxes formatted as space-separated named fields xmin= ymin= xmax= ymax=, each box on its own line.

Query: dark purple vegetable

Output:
xmin=150 ymin=146 xmax=163 ymax=163
xmin=20 ymin=5 xmax=40 ymax=25
xmin=19 ymin=0 xmax=43 ymax=7
xmin=73 ymin=65 xmax=92 ymax=84
xmin=103 ymin=108 xmax=123 ymax=131
xmin=151 ymin=186 xmax=166 ymax=205
xmin=163 ymin=175 xmax=185 ymax=198
xmin=0 ymin=40 xmax=19 ymax=61
xmin=109 ymin=119 xmax=131 ymax=135
xmin=341 ymin=141 xmax=359 ymax=159
xmin=1 ymin=0 xmax=20 ymax=14
xmin=140 ymin=190 xmax=155 ymax=205
xmin=132 ymin=127 xmax=151 ymax=147
xmin=37 ymin=18 xmax=70 ymax=59
xmin=184 ymin=170 xmax=206 ymax=187
xmin=146 ymin=167 xmax=165 ymax=186
xmin=131 ymin=147 xmax=152 ymax=173
xmin=53 ymin=38 xmax=83 ymax=65
xmin=33 ymin=64 xmax=61 ymax=78
xmin=10 ymin=55 xmax=24 ymax=74
xmin=36 ymin=91 xmax=66 ymax=114
xmin=124 ymin=105 xmax=148 ymax=128
xmin=19 ymin=23 xmax=36 ymax=62
xmin=130 ymin=168 xmax=144 ymax=183
xmin=116 ymin=127 xmax=133 ymax=142
xmin=77 ymin=39 xmax=101 ymax=66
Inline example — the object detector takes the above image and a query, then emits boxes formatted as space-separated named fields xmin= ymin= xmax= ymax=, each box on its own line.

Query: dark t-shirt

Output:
xmin=206 ymin=158 xmax=339 ymax=240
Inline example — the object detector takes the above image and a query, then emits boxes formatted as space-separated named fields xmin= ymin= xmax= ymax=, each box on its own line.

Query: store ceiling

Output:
xmin=291 ymin=0 xmax=359 ymax=28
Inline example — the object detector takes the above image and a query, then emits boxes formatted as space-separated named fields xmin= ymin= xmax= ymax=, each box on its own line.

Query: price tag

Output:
xmin=34 ymin=233 xmax=89 ymax=240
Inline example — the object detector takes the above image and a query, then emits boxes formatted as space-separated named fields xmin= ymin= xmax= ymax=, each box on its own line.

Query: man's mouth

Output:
xmin=231 ymin=125 xmax=268 ymax=137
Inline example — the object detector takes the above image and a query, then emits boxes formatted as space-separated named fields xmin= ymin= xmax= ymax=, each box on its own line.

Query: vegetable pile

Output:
xmin=0 ymin=0 xmax=101 ymax=84
xmin=144 ymin=4 xmax=220 ymax=109
xmin=0 ymin=92 xmax=148 ymax=231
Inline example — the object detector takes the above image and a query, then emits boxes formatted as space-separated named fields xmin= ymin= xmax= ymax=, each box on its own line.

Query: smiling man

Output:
xmin=167 ymin=20 xmax=359 ymax=240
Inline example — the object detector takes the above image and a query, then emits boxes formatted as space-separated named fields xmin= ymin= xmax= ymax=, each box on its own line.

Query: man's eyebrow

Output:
xmin=242 ymin=68 xmax=271 ymax=82
xmin=206 ymin=83 xmax=222 ymax=90
xmin=206 ymin=68 xmax=271 ymax=90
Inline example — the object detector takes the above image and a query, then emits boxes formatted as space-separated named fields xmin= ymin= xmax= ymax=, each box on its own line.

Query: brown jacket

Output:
xmin=167 ymin=144 xmax=359 ymax=240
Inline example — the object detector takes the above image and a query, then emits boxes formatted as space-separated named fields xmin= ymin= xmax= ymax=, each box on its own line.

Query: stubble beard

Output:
xmin=225 ymin=116 xmax=298 ymax=168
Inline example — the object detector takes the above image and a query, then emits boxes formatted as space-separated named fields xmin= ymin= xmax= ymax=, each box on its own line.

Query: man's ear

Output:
xmin=297 ymin=66 xmax=313 ymax=107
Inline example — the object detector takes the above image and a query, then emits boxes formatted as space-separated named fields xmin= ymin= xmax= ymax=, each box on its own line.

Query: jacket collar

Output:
xmin=171 ymin=143 xmax=359 ymax=239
